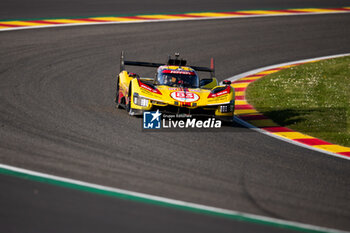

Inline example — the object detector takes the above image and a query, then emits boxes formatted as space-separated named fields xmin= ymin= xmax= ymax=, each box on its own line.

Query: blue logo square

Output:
xmin=143 ymin=110 xmax=161 ymax=129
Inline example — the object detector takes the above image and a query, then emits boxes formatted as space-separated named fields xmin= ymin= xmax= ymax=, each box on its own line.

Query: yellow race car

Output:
xmin=115 ymin=52 xmax=235 ymax=121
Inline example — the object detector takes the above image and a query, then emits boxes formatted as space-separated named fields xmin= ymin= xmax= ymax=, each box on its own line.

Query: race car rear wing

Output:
xmin=120 ymin=51 xmax=215 ymax=78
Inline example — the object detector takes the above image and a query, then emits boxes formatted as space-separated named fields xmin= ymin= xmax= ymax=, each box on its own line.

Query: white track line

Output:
xmin=0 ymin=163 xmax=347 ymax=233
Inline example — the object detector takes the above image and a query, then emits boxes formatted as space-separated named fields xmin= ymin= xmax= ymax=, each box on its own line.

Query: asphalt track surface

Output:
xmin=0 ymin=1 xmax=350 ymax=233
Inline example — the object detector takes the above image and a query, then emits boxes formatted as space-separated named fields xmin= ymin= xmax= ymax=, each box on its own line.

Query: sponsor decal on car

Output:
xmin=138 ymin=80 xmax=162 ymax=95
xmin=170 ymin=91 xmax=199 ymax=102
xmin=162 ymin=70 xmax=196 ymax=75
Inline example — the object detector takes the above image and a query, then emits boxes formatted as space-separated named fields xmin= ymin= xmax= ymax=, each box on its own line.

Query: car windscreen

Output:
xmin=157 ymin=70 xmax=199 ymax=88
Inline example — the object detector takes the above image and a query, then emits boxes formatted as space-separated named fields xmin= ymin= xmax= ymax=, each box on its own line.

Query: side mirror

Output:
xmin=200 ymin=78 xmax=218 ymax=89
xmin=222 ymin=80 xmax=231 ymax=85
xmin=200 ymin=79 xmax=213 ymax=87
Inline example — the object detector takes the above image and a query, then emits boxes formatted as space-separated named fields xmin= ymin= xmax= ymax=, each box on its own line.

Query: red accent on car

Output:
xmin=182 ymin=102 xmax=192 ymax=107
xmin=138 ymin=80 xmax=162 ymax=95
xmin=208 ymin=85 xmax=231 ymax=98
xmin=222 ymin=80 xmax=231 ymax=85
xmin=118 ymin=90 xmax=124 ymax=102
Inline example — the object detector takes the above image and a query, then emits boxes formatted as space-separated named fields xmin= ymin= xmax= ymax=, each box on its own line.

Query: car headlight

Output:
xmin=220 ymin=100 xmax=235 ymax=113
xmin=133 ymin=93 xmax=149 ymax=107
xmin=140 ymin=98 xmax=149 ymax=107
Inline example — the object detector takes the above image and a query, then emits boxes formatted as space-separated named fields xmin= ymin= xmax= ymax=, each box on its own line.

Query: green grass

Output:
xmin=246 ymin=56 xmax=350 ymax=147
